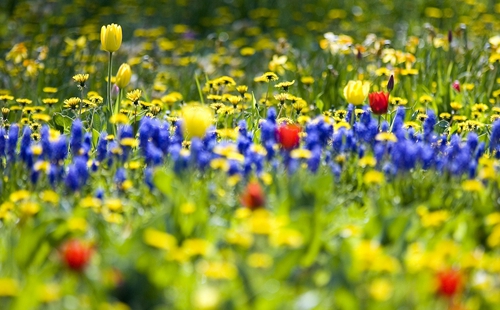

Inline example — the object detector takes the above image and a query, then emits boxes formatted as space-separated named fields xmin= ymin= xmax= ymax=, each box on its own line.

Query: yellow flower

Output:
xmin=358 ymin=156 xmax=377 ymax=167
xmin=226 ymin=229 xmax=253 ymax=248
xmin=375 ymin=132 xmax=397 ymax=142
xmin=369 ymin=278 xmax=393 ymax=301
xmin=67 ymin=217 xmax=88 ymax=232
xmin=10 ymin=190 xmax=31 ymax=202
xmin=109 ymin=113 xmax=129 ymax=124
xmin=181 ymin=104 xmax=214 ymax=139
xmin=183 ymin=239 xmax=211 ymax=257
xmin=115 ymin=63 xmax=131 ymax=89
xmin=0 ymin=278 xmax=19 ymax=296
xmin=198 ymin=261 xmax=237 ymax=280
xmin=343 ymin=80 xmax=369 ymax=105
xmin=143 ymin=228 xmax=177 ymax=251
xmin=462 ymin=179 xmax=484 ymax=192
xmin=101 ymin=24 xmax=122 ymax=53
xmin=363 ymin=170 xmax=384 ymax=185
xmin=417 ymin=206 xmax=450 ymax=228
xmin=247 ymin=253 xmax=273 ymax=269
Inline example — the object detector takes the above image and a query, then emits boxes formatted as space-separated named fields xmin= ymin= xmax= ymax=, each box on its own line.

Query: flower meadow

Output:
xmin=3 ymin=0 xmax=500 ymax=309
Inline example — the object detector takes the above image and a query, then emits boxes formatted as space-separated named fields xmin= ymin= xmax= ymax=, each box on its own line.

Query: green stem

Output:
xmin=106 ymin=52 xmax=113 ymax=119
xmin=79 ymin=87 xmax=84 ymax=117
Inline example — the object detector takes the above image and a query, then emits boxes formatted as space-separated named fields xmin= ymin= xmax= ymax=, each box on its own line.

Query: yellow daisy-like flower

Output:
xmin=63 ymin=97 xmax=81 ymax=110
xmin=375 ymin=132 xmax=397 ymax=142
xmin=109 ymin=113 xmax=129 ymax=124
xmin=72 ymin=74 xmax=89 ymax=88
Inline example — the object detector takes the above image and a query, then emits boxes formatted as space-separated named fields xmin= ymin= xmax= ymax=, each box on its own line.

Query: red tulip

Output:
xmin=277 ymin=124 xmax=301 ymax=150
xmin=61 ymin=239 xmax=93 ymax=271
xmin=241 ymin=182 xmax=265 ymax=210
xmin=368 ymin=91 xmax=389 ymax=115
xmin=452 ymin=80 xmax=460 ymax=92
xmin=437 ymin=269 xmax=461 ymax=297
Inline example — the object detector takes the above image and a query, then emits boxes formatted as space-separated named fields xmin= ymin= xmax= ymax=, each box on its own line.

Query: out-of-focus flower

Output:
xmin=344 ymin=80 xmax=370 ymax=105
xmin=181 ymin=104 xmax=214 ymax=139
xmin=61 ymin=239 xmax=93 ymax=272
xmin=436 ymin=269 xmax=461 ymax=297
xmin=241 ymin=181 xmax=265 ymax=210
xmin=452 ymin=80 xmax=460 ymax=92
xmin=368 ymin=91 xmax=389 ymax=115
xmin=101 ymin=24 xmax=122 ymax=53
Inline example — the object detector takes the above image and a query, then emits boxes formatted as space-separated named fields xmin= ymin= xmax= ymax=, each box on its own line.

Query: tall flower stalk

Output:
xmin=100 ymin=23 xmax=122 ymax=131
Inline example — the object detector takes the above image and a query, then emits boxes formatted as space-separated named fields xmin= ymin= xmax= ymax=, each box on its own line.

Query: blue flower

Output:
xmin=466 ymin=132 xmax=478 ymax=153
xmin=0 ymin=127 xmax=5 ymax=158
xmin=40 ymin=125 xmax=51 ymax=159
xmin=114 ymin=168 xmax=127 ymax=185
xmin=96 ymin=132 xmax=108 ymax=162
xmin=70 ymin=119 xmax=83 ymax=155
xmin=491 ymin=119 xmax=500 ymax=154
xmin=119 ymin=125 xmax=134 ymax=140
xmin=20 ymin=126 xmax=32 ymax=163
xmin=65 ymin=166 xmax=80 ymax=191
xmin=7 ymin=124 xmax=19 ymax=162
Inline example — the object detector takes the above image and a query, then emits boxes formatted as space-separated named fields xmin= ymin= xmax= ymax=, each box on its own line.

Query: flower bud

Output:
xmin=387 ymin=75 xmax=394 ymax=92
xmin=115 ymin=63 xmax=131 ymax=89
xmin=101 ymin=24 xmax=122 ymax=53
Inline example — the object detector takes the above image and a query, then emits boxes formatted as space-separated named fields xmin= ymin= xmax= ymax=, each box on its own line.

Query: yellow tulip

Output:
xmin=100 ymin=24 xmax=122 ymax=53
xmin=343 ymin=80 xmax=370 ymax=105
xmin=115 ymin=63 xmax=131 ymax=88
xmin=181 ymin=105 xmax=214 ymax=139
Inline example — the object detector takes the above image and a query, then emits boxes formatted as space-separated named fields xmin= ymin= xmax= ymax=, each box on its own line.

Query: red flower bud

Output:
xmin=241 ymin=182 xmax=265 ymax=210
xmin=452 ymin=80 xmax=460 ymax=92
xmin=277 ymin=124 xmax=301 ymax=150
xmin=368 ymin=91 xmax=389 ymax=115
xmin=61 ymin=239 xmax=93 ymax=271
xmin=437 ymin=269 xmax=461 ymax=297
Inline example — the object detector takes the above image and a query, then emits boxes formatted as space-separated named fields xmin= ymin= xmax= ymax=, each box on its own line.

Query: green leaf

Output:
xmin=53 ymin=114 xmax=73 ymax=131
xmin=92 ymin=129 xmax=100 ymax=148
xmin=316 ymin=98 xmax=325 ymax=112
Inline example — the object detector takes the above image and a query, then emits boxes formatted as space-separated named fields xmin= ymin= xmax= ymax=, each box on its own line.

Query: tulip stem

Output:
xmin=378 ymin=115 xmax=381 ymax=131
xmin=107 ymin=52 xmax=113 ymax=118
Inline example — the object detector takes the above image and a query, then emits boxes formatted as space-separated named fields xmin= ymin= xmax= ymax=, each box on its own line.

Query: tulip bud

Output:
xmin=452 ymin=80 xmax=460 ymax=92
xmin=387 ymin=75 xmax=394 ymax=92
xmin=101 ymin=24 xmax=122 ymax=53
xmin=115 ymin=64 xmax=131 ymax=89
